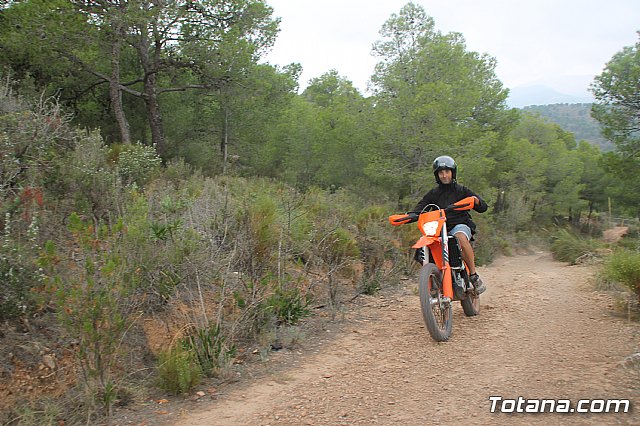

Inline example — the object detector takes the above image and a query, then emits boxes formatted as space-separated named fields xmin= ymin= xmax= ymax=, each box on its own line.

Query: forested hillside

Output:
xmin=523 ymin=103 xmax=613 ymax=151
xmin=0 ymin=1 xmax=638 ymax=424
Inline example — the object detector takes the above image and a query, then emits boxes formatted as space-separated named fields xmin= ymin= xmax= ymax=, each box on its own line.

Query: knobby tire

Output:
xmin=418 ymin=264 xmax=452 ymax=341
xmin=460 ymin=292 xmax=480 ymax=316
xmin=459 ymin=269 xmax=480 ymax=317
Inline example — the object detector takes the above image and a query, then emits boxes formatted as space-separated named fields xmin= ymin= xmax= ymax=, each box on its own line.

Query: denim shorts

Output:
xmin=449 ymin=224 xmax=472 ymax=241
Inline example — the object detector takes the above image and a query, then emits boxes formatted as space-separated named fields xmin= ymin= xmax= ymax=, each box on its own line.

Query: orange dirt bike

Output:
xmin=389 ymin=196 xmax=480 ymax=341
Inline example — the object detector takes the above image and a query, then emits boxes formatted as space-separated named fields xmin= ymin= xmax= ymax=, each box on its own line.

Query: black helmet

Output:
xmin=432 ymin=155 xmax=457 ymax=184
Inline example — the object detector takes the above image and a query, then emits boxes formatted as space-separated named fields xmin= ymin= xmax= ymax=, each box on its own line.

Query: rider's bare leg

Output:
xmin=454 ymin=232 xmax=476 ymax=275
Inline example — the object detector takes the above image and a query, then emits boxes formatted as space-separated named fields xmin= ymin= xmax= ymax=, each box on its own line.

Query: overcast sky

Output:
xmin=262 ymin=0 xmax=640 ymax=97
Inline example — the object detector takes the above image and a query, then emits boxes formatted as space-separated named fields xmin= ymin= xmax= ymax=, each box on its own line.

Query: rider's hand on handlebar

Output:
xmin=446 ymin=196 xmax=478 ymax=212
xmin=388 ymin=212 xmax=418 ymax=226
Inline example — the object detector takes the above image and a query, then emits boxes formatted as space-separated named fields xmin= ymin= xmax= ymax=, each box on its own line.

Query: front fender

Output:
xmin=412 ymin=235 xmax=439 ymax=249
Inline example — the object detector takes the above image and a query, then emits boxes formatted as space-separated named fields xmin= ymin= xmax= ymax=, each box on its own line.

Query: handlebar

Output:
xmin=388 ymin=212 xmax=418 ymax=226
xmin=388 ymin=196 xmax=477 ymax=226
xmin=445 ymin=196 xmax=477 ymax=212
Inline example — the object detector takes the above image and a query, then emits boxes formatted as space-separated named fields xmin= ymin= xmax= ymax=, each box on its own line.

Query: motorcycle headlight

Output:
xmin=422 ymin=221 xmax=439 ymax=236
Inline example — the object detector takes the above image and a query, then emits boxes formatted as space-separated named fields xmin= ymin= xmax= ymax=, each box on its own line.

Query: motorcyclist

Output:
xmin=410 ymin=155 xmax=488 ymax=294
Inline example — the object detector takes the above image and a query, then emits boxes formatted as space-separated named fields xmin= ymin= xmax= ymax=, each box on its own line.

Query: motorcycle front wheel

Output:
xmin=419 ymin=263 xmax=452 ymax=341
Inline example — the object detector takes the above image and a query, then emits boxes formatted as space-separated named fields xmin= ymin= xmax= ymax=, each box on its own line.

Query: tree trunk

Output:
xmin=144 ymin=75 xmax=166 ymax=159
xmin=109 ymin=24 xmax=131 ymax=145
xmin=137 ymin=31 xmax=167 ymax=159
xmin=221 ymin=106 xmax=229 ymax=174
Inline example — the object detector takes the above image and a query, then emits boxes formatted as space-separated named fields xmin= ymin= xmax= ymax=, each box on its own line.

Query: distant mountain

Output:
xmin=507 ymin=84 xmax=594 ymax=108
xmin=522 ymin=103 xmax=613 ymax=151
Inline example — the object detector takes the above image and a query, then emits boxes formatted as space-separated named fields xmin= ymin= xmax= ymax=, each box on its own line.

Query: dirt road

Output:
xmin=167 ymin=252 xmax=639 ymax=425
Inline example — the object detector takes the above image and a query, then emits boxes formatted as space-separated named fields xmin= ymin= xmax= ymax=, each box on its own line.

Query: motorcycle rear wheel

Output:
xmin=460 ymin=291 xmax=480 ymax=316
xmin=419 ymin=264 xmax=452 ymax=341
xmin=458 ymin=269 xmax=480 ymax=316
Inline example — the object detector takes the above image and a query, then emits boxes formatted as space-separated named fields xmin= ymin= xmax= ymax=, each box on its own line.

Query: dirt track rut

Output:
xmin=169 ymin=252 xmax=639 ymax=425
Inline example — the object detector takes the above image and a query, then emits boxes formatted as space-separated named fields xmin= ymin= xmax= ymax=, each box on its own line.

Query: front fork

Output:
xmin=440 ymin=225 xmax=454 ymax=299
xmin=416 ymin=249 xmax=454 ymax=301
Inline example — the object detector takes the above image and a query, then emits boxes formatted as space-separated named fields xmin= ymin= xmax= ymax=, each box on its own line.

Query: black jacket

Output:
xmin=410 ymin=182 xmax=488 ymax=234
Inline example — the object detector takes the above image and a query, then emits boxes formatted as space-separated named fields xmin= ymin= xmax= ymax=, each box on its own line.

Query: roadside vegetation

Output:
xmin=549 ymin=223 xmax=640 ymax=322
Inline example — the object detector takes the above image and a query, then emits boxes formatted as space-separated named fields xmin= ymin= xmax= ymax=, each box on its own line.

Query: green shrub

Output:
xmin=0 ymin=212 xmax=44 ymax=320
xmin=114 ymin=188 xmax=193 ymax=309
xmin=603 ymin=250 xmax=640 ymax=302
xmin=0 ymin=79 xmax=72 ymax=200
xmin=0 ymin=256 xmax=30 ymax=319
xmin=181 ymin=325 xmax=236 ymax=378
xmin=473 ymin=215 xmax=498 ymax=266
xmin=249 ymin=195 xmax=279 ymax=259
xmin=288 ymin=214 xmax=313 ymax=262
xmin=267 ymin=281 xmax=311 ymax=325
xmin=2 ymin=397 xmax=62 ymax=426
xmin=355 ymin=205 xmax=389 ymax=234
xmin=45 ymin=213 xmax=140 ymax=417
xmin=616 ymin=229 xmax=640 ymax=251
xmin=156 ymin=344 xmax=202 ymax=395
xmin=115 ymin=142 xmax=162 ymax=186
xmin=358 ymin=270 xmax=382 ymax=295
xmin=62 ymin=130 xmax=121 ymax=221
xmin=325 ymin=227 xmax=361 ymax=261
xmin=550 ymin=228 xmax=603 ymax=264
